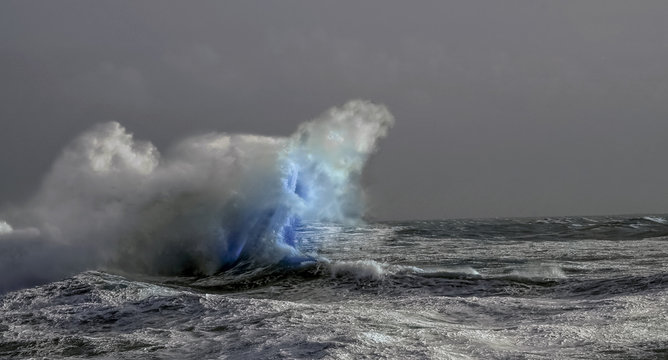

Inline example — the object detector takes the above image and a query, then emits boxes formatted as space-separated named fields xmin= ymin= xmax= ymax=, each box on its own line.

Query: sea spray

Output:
xmin=0 ymin=100 xmax=393 ymax=292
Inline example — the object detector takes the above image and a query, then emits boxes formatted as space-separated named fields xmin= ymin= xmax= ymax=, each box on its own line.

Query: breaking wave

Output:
xmin=0 ymin=100 xmax=394 ymax=292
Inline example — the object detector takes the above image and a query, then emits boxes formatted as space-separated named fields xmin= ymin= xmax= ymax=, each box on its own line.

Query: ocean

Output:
xmin=1 ymin=215 xmax=667 ymax=359
xmin=0 ymin=101 xmax=666 ymax=358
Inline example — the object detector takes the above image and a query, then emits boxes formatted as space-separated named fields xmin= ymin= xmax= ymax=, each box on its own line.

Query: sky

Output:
xmin=0 ymin=1 xmax=667 ymax=220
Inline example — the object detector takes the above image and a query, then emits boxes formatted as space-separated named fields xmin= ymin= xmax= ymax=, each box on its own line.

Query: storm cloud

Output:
xmin=1 ymin=1 xmax=667 ymax=219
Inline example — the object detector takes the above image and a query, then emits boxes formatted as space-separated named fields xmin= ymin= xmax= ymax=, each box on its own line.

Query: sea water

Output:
xmin=1 ymin=216 xmax=667 ymax=359
xmin=0 ymin=101 xmax=666 ymax=358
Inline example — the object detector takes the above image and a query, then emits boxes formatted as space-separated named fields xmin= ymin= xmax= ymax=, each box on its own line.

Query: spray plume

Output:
xmin=0 ymin=100 xmax=393 ymax=292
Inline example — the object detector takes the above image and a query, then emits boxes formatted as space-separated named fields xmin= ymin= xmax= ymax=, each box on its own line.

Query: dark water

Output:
xmin=1 ymin=215 xmax=667 ymax=359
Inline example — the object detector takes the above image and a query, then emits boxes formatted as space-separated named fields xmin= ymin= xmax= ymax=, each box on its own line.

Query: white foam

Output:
xmin=0 ymin=221 xmax=12 ymax=235
xmin=442 ymin=266 xmax=480 ymax=275
xmin=643 ymin=216 xmax=667 ymax=224
xmin=509 ymin=265 xmax=566 ymax=280
xmin=361 ymin=331 xmax=395 ymax=343
xmin=328 ymin=260 xmax=424 ymax=281
xmin=330 ymin=260 xmax=387 ymax=281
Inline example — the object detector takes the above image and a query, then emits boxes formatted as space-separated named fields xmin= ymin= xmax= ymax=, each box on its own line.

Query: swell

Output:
xmin=391 ymin=215 xmax=668 ymax=241
xmin=139 ymin=260 xmax=668 ymax=300
xmin=3 ymin=258 xmax=664 ymax=309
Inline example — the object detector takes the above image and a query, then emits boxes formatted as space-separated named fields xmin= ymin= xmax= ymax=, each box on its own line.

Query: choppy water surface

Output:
xmin=1 ymin=215 xmax=667 ymax=359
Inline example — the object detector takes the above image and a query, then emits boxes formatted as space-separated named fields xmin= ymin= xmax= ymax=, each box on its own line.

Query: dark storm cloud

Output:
xmin=1 ymin=0 xmax=667 ymax=219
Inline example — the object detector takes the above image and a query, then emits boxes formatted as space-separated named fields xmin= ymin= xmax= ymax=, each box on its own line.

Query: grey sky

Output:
xmin=1 ymin=1 xmax=667 ymax=220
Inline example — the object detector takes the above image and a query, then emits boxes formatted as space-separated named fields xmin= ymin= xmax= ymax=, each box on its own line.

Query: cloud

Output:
xmin=61 ymin=62 xmax=151 ymax=109
xmin=163 ymin=44 xmax=239 ymax=88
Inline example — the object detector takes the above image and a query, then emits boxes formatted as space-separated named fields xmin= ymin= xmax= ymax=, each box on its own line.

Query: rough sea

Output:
xmin=1 ymin=102 xmax=666 ymax=358
xmin=1 ymin=215 xmax=667 ymax=359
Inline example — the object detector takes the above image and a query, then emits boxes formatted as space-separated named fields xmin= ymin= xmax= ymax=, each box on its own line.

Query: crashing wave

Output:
xmin=0 ymin=100 xmax=393 ymax=291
